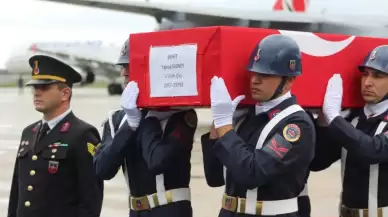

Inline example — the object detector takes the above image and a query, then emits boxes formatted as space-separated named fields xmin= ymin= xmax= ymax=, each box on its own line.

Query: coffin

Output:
xmin=129 ymin=26 xmax=388 ymax=108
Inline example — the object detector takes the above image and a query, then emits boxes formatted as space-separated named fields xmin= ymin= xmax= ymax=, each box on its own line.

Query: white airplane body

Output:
xmin=35 ymin=0 xmax=388 ymax=37
xmin=5 ymin=40 xmax=125 ymax=95
xmin=7 ymin=0 xmax=388 ymax=95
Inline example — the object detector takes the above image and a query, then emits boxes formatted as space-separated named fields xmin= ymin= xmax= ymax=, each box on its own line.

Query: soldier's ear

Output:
xmin=60 ymin=87 xmax=71 ymax=101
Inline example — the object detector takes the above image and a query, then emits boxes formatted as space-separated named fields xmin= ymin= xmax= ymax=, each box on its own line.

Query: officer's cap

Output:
xmin=26 ymin=55 xmax=82 ymax=87
xmin=116 ymin=38 xmax=130 ymax=66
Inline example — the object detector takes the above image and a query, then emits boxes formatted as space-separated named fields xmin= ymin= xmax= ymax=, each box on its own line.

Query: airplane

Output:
xmin=5 ymin=40 xmax=125 ymax=95
xmin=14 ymin=0 xmax=387 ymax=96
xmin=36 ymin=0 xmax=388 ymax=38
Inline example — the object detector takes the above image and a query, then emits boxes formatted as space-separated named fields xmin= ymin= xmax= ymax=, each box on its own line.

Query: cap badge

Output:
xmin=289 ymin=60 xmax=296 ymax=70
xmin=33 ymin=60 xmax=39 ymax=75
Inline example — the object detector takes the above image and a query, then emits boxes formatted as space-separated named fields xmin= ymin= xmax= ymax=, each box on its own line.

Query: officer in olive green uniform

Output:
xmin=7 ymin=55 xmax=103 ymax=217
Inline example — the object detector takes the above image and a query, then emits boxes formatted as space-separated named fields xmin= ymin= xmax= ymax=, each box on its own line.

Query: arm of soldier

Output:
xmin=328 ymin=116 xmax=388 ymax=164
xmin=309 ymin=112 xmax=342 ymax=171
xmin=140 ymin=111 xmax=197 ymax=174
xmin=94 ymin=120 xmax=135 ymax=180
xmin=214 ymin=118 xmax=315 ymax=189
xmin=7 ymin=158 xmax=19 ymax=217
xmin=76 ymin=128 xmax=104 ymax=217
xmin=201 ymin=127 xmax=225 ymax=187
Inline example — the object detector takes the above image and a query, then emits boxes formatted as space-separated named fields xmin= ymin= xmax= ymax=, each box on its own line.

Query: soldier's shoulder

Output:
xmin=278 ymin=111 xmax=315 ymax=143
xmin=71 ymin=117 xmax=100 ymax=141
xmin=107 ymin=109 xmax=124 ymax=117
xmin=22 ymin=120 xmax=42 ymax=134
xmin=285 ymin=110 xmax=315 ymax=127
xmin=73 ymin=117 xmax=98 ymax=131
xmin=100 ymin=109 xmax=124 ymax=126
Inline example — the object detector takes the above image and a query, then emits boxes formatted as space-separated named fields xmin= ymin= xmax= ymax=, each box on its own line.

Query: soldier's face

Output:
xmin=32 ymin=84 xmax=68 ymax=113
xmin=121 ymin=64 xmax=130 ymax=86
xmin=361 ymin=68 xmax=388 ymax=103
xmin=250 ymin=72 xmax=283 ymax=102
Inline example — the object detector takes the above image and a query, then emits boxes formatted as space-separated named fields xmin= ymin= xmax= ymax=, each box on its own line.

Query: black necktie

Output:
xmin=37 ymin=123 xmax=50 ymax=142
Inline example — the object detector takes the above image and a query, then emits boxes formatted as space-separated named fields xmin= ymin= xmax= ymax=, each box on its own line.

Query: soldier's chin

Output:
xmin=34 ymin=105 xmax=46 ymax=113
xmin=251 ymin=93 xmax=267 ymax=102
xmin=362 ymin=95 xmax=379 ymax=104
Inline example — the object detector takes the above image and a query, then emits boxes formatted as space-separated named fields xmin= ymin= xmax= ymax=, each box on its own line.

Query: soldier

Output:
xmin=7 ymin=55 xmax=103 ymax=217
xmin=201 ymin=34 xmax=316 ymax=217
xmin=310 ymin=45 xmax=388 ymax=216
xmin=94 ymin=39 xmax=129 ymax=184
xmin=94 ymin=44 xmax=198 ymax=216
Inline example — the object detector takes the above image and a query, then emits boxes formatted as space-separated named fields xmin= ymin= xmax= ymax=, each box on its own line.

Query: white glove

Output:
xmin=323 ymin=74 xmax=343 ymax=124
xmin=120 ymin=81 xmax=142 ymax=128
xmin=146 ymin=110 xmax=181 ymax=120
xmin=210 ymin=76 xmax=245 ymax=128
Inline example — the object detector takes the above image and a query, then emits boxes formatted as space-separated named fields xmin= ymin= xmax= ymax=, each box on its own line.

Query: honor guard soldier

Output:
xmin=94 ymin=45 xmax=198 ymax=216
xmin=201 ymin=34 xmax=316 ymax=217
xmin=7 ymin=55 xmax=103 ymax=217
xmin=310 ymin=45 xmax=388 ymax=217
xmin=94 ymin=39 xmax=130 ymax=188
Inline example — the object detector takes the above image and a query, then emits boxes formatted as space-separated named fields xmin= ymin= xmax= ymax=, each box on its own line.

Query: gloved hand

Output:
xmin=210 ymin=76 xmax=245 ymax=128
xmin=146 ymin=110 xmax=182 ymax=120
xmin=322 ymin=74 xmax=343 ymax=124
xmin=120 ymin=81 xmax=142 ymax=128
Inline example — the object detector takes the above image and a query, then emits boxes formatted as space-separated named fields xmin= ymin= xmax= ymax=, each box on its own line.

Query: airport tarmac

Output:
xmin=0 ymin=87 xmax=341 ymax=217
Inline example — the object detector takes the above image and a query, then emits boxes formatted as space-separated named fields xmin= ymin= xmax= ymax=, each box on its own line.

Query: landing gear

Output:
xmin=107 ymin=83 xmax=123 ymax=95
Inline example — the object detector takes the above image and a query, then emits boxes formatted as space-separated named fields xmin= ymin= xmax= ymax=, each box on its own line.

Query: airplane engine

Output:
xmin=83 ymin=66 xmax=95 ymax=84
xmin=107 ymin=83 xmax=123 ymax=95
xmin=71 ymin=65 xmax=95 ymax=86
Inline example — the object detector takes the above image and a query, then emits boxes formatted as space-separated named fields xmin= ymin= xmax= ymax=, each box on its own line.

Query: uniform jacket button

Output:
xmin=32 ymin=155 xmax=38 ymax=161
xmin=30 ymin=170 xmax=36 ymax=176
xmin=24 ymin=201 xmax=31 ymax=207
xmin=27 ymin=185 xmax=33 ymax=191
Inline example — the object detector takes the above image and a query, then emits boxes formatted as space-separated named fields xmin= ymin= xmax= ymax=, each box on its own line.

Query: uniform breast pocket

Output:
xmin=41 ymin=146 xmax=69 ymax=160
xmin=41 ymin=146 xmax=69 ymax=175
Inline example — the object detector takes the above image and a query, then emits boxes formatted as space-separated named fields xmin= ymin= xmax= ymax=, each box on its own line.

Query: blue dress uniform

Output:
xmin=310 ymin=46 xmax=388 ymax=217
xmin=7 ymin=55 xmax=103 ymax=217
xmin=94 ymin=109 xmax=198 ymax=217
xmin=94 ymin=38 xmax=130 ymax=188
xmin=203 ymin=35 xmax=316 ymax=217
xmin=296 ymin=110 xmax=317 ymax=217
xmin=96 ymin=109 xmax=127 ymax=180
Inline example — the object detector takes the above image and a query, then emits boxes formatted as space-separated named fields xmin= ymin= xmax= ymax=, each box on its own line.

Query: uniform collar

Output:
xmin=251 ymin=92 xmax=297 ymax=120
xmin=42 ymin=108 xmax=72 ymax=130
xmin=363 ymin=99 xmax=388 ymax=120
xmin=255 ymin=91 xmax=292 ymax=115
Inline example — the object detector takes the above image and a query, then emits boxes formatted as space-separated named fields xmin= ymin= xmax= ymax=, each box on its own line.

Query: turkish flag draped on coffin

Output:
xmin=129 ymin=26 xmax=388 ymax=108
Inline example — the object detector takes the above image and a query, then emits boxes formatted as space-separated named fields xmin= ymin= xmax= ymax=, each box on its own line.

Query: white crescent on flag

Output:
xmin=278 ymin=30 xmax=356 ymax=57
